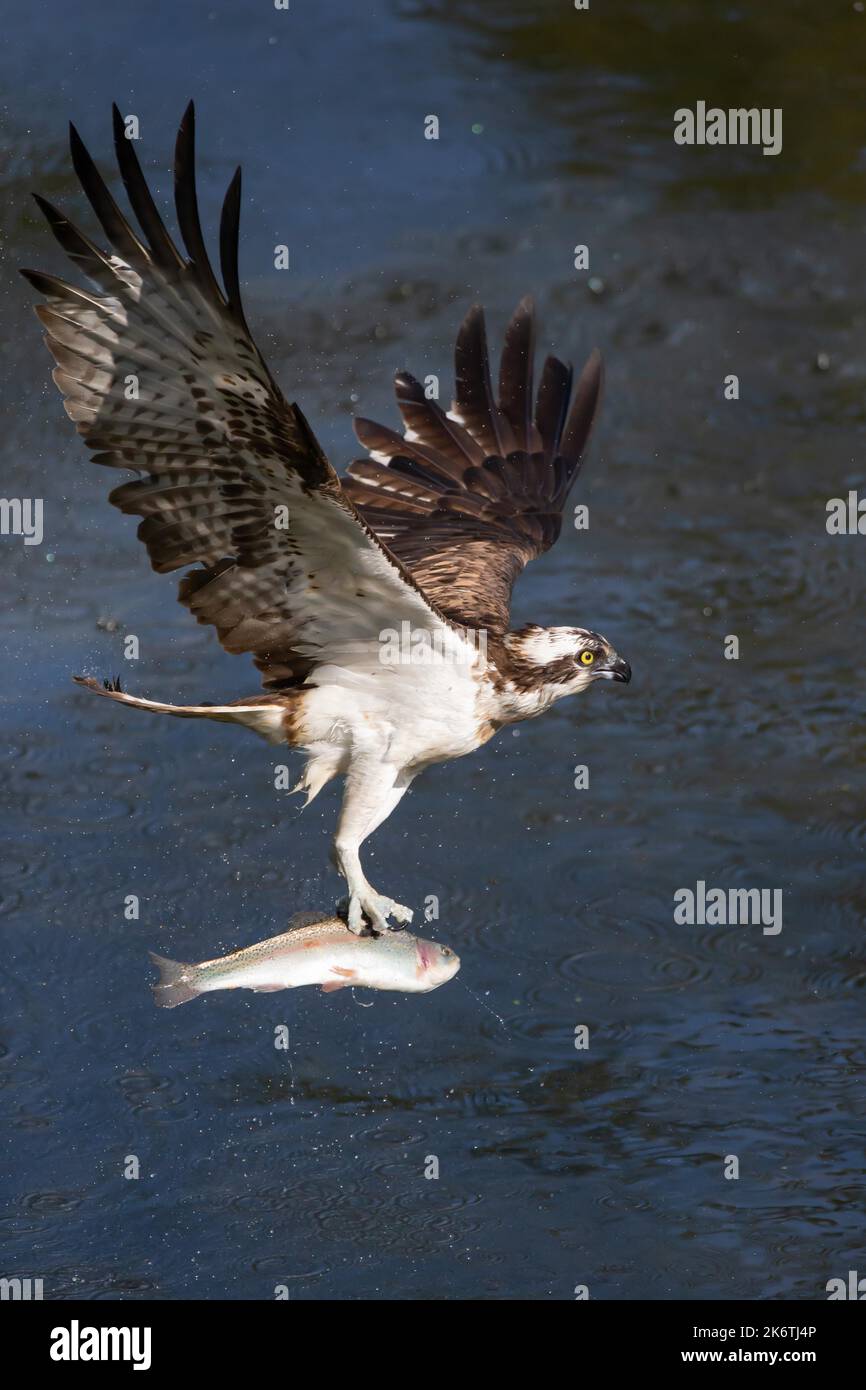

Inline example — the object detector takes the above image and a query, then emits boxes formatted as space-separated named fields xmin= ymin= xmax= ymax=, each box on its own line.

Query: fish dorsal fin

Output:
xmin=287 ymin=909 xmax=327 ymax=930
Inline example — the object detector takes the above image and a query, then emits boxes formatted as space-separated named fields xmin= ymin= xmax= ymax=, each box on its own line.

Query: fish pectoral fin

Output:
xmin=251 ymin=984 xmax=284 ymax=993
xmin=322 ymin=966 xmax=358 ymax=992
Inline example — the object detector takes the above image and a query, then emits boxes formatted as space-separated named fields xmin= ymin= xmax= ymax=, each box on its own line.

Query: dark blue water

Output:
xmin=2 ymin=0 xmax=865 ymax=1299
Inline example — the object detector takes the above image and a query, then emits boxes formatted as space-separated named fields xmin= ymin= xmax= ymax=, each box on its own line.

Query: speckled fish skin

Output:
xmin=149 ymin=912 xmax=460 ymax=1008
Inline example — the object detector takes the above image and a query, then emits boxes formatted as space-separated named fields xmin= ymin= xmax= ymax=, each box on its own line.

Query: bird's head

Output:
xmin=501 ymin=624 xmax=631 ymax=709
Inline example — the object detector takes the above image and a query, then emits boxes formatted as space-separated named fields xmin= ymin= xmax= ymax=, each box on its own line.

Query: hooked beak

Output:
xmin=603 ymin=656 xmax=631 ymax=684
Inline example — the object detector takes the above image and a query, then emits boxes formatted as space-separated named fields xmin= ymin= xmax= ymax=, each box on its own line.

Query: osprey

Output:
xmin=22 ymin=105 xmax=631 ymax=934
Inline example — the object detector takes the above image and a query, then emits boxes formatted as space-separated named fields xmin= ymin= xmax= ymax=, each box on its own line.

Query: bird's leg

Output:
xmin=331 ymin=760 xmax=414 ymax=935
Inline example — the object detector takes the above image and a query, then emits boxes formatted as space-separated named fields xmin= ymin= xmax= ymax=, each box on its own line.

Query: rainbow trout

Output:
xmin=149 ymin=911 xmax=460 ymax=1008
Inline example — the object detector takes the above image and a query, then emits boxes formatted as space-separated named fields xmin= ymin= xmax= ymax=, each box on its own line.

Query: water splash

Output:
xmin=458 ymin=979 xmax=509 ymax=1034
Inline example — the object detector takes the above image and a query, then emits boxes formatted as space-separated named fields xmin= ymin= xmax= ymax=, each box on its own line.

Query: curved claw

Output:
xmin=383 ymin=898 xmax=413 ymax=928
xmin=346 ymin=891 xmax=413 ymax=936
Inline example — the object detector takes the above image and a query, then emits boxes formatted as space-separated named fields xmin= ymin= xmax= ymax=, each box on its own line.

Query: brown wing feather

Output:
xmin=344 ymin=300 xmax=604 ymax=633
xmin=22 ymin=105 xmax=451 ymax=690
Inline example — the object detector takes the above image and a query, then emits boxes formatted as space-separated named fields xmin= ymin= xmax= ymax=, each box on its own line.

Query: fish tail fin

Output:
xmin=148 ymin=952 xmax=200 ymax=1008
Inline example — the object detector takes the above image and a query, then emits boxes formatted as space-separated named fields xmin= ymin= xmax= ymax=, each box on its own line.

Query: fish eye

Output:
xmin=441 ymin=947 xmax=453 ymax=957
xmin=579 ymin=650 xmax=595 ymax=666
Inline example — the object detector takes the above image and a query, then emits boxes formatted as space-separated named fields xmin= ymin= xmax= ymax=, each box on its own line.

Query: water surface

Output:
xmin=1 ymin=0 xmax=864 ymax=1300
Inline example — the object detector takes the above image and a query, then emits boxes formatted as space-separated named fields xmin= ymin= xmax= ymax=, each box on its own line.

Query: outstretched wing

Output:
xmin=341 ymin=298 xmax=603 ymax=634
xmin=21 ymin=104 xmax=451 ymax=689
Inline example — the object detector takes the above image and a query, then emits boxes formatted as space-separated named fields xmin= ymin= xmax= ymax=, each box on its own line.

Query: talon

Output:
xmin=346 ymin=893 xmax=385 ymax=937
xmin=379 ymin=898 xmax=413 ymax=929
xmin=345 ymin=890 xmax=410 ymax=936
xmin=346 ymin=894 xmax=366 ymax=936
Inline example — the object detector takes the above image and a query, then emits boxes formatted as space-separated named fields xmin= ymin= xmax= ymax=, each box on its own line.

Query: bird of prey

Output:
xmin=22 ymin=105 xmax=631 ymax=934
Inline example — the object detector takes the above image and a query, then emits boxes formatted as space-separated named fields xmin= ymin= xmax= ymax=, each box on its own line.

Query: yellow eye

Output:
xmin=579 ymin=650 xmax=595 ymax=666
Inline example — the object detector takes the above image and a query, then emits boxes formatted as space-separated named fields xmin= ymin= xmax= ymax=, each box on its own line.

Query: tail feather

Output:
xmin=72 ymin=675 xmax=288 ymax=743
xmin=149 ymin=951 xmax=200 ymax=1008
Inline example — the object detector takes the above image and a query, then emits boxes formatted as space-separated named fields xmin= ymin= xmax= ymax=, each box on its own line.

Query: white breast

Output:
xmin=298 ymin=636 xmax=489 ymax=768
